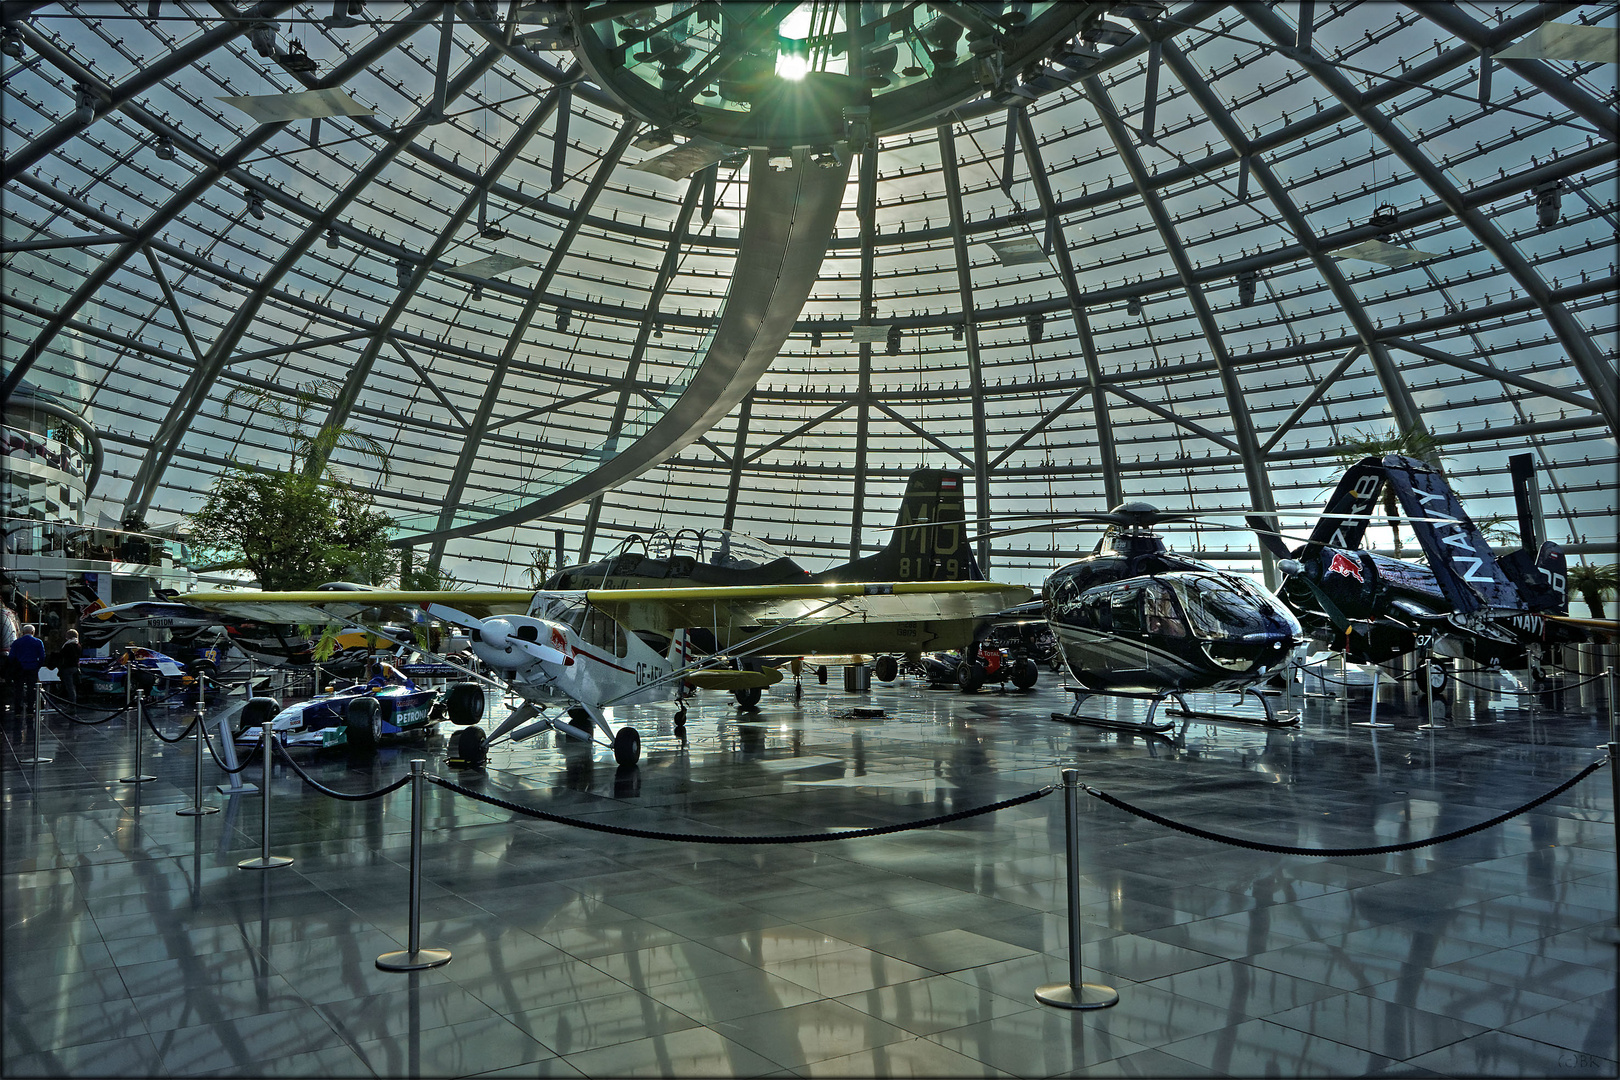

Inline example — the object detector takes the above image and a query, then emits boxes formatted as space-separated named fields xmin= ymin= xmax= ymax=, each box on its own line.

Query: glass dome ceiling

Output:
xmin=3 ymin=1 xmax=1615 ymax=590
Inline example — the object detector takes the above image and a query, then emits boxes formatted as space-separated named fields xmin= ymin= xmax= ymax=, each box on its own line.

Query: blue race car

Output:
xmin=233 ymin=677 xmax=485 ymax=754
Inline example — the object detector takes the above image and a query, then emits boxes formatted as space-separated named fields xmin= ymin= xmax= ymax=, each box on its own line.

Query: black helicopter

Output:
xmin=972 ymin=504 xmax=1304 ymax=734
xmin=1247 ymin=453 xmax=1579 ymax=675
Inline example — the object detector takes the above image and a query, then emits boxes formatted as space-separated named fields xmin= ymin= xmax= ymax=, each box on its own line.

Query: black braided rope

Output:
xmin=1081 ymin=756 xmax=1611 ymax=857
xmin=428 ymin=775 xmax=1054 ymax=843
xmin=272 ymin=737 xmax=413 ymax=801
xmin=40 ymin=691 xmax=129 ymax=724
xmin=196 ymin=720 xmax=262 ymax=772
xmin=144 ymin=706 xmax=199 ymax=744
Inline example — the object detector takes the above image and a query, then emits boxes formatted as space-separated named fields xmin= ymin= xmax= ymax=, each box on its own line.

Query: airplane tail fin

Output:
xmin=1501 ymin=542 xmax=1569 ymax=614
xmin=667 ymin=627 xmax=694 ymax=666
xmin=815 ymin=470 xmax=982 ymax=583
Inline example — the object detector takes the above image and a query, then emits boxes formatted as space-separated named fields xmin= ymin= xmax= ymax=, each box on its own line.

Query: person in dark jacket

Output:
xmin=57 ymin=629 xmax=83 ymax=706
xmin=9 ymin=624 xmax=46 ymax=723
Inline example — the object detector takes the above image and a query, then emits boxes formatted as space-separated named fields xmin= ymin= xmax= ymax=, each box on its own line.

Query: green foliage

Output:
xmin=1330 ymin=422 xmax=1448 ymax=557
xmin=523 ymin=545 xmax=553 ymax=589
xmin=399 ymin=551 xmax=462 ymax=592
xmin=1332 ymin=422 xmax=1447 ymax=471
xmin=189 ymin=380 xmax=396 ymax=591
xmin=1565 ymin=562 xmax=1618 ymax=619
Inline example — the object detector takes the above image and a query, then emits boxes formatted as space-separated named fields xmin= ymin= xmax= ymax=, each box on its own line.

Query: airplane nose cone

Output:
xmin=1278 ymin=558 xmax=1303 ymax=576
xmin=477 ymin=622 xmax=510 ymax=650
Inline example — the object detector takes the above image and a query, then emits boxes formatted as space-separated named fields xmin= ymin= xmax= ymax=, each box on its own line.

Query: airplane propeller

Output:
xmin=469 ymin=619 xmax=569 ymax=667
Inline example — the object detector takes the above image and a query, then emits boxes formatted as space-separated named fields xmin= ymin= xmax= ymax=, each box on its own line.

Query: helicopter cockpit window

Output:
xmin=1173 ymin=575 xmax=1290 ymax=639
xmin=1110 ymin=589 xmax=1143 ymax=633
xmin=1144 ymin=581 xmax=1186 ymax=638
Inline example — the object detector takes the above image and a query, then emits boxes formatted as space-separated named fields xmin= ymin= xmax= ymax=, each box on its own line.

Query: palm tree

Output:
xmin=1565 ymin=562 xmax=1618 ymax=619
xmin=1332 ymin=423 xmax=1447 ymax=557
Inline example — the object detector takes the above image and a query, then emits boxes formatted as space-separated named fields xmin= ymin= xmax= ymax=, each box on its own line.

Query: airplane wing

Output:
xmin=162 ymin=589 xmax=535 ymax=624
xmin=584 ymin=580 xmax=1032 ymax=636
xmin=1546 ymin=613 xmax=1620 ymax=639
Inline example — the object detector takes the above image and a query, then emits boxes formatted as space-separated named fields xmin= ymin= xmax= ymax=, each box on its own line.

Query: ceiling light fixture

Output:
xmin=1237 ymin=271 xmax=1257 ymax=307
xmin=1534 ymin=181 xmax=1562 ymax=228
xmin=246 ymin=189 xmax=264 ymax=220
xmin=154 ymin=134 xmax=175 ymax=160
xmin=2 ymin=25 xmax=24 ymax=59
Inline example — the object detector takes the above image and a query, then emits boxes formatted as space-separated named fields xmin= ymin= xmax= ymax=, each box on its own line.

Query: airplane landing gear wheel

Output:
xmin=346 ymin=697 xmax=382 ymax=755
xmin=453 ymin=725 xmax=487 ymax=768
xmin=734 ymin=686 xmax=762 ymax=708
xmin=873 ymin=655 xmax=899 ymax=683
xmin=1011 ymin=657 xmax=1039 ymax=690
xmin=612 ymin=727 xmax=641 ymax=767
xmin=957 ymin=662 xmax=985 ymax=694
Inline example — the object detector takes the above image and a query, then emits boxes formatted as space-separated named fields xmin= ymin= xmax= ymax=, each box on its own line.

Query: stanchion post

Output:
xmin=1608 ymin=667 xmax=1616 ymax=747
xmin=1035 ymin=769 xmax=1117 ymax=1010
xmin=20 ymin=683 xmax=52 ymax=765
xmin=1592 ymin=740 xmax=1620 ymax=946
xmin=177 ymin=687 xmax=219 ymax=816
xmin=119 ymin=688 xmax=156 ymax=784
xmin=378 ymin=760 xmax=451 ymax=971
xmin=239 ymin=729 xmax=293 ymax=869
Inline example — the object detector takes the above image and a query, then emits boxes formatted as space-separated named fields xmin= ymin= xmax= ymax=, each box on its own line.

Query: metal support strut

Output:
xmin=176 ymin=689 xmax=218 ymax=816
xmin=378 ymin=760 xmax=452 ymax=971
xmin=119 ymin=688 xmax=156 ymax=784
xmin=1035 ymin=768 xmax=1118 ymax=1010
xmin=239 ymin=728 xmax=291 ymax=869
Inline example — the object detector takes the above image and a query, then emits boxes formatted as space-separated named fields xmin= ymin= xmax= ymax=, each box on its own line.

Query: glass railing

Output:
xmin=1 ymin=516 xmax=194 ymax=570
xmin=390 ymin=315 xmax=722 ymax=538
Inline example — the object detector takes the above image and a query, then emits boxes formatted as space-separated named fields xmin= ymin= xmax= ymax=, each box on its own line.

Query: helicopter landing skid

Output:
xmin=1051 ymin=686 xmax=1177 ymax=737
xmin=1166 ymin=687 xmax=1300 ymax=728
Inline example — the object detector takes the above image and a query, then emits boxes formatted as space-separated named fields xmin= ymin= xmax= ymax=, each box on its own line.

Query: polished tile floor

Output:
xmin=3 ymin=670 xmax=1616 ymax=1077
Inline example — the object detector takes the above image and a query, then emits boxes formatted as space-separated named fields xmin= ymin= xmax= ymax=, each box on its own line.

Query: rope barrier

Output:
xmin=272 ymin=739 xmax=413 ymax=801
xmin=428 ymin=775 xmax=1054 ymax=843
xmin=197 ymin=721 xmax=260 ymax=772
xmin=1081 ymin=755 xmax=1611 ymax=858
xmin=144 ymin=707 xmax=199 ymax=744
xmin=40 ymin=691 xmax=129 ymax=724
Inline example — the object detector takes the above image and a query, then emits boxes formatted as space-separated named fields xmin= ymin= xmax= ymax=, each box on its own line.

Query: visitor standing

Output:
xmin=8 ymin=625 xmax=46 ymax=725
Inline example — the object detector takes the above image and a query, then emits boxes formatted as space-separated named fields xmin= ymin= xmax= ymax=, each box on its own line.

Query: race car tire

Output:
xmin=734 ymin=686 xmax=762 ymax=708
xmin=346 ymin=697 xmax=383 ymax=755
xmin=236 ymin=697 xmax=280 ymax=739
xmin=1010 ymin=657 xmax=1040 ymax=690
xmin=612 ymin=726 xmax=641 ymax=767
xmin=957 ymin=661 xmax=984 ymax=694
xmin=131 ymin=666 xmax=159 ymax=693
xmin=445 ymin=682 xmax=485 ymax=726
xmin=453 ymin=725 xmax=488 ymax=767
xmin=873 ymin=655 xmax=899 ymax=683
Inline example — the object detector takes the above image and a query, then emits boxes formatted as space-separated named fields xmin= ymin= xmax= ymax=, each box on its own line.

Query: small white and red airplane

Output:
xmin=88 ymin=578 xmax=1029 ymax=766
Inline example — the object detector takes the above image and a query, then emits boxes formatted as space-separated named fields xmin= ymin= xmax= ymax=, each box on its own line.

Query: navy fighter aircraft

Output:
xmin=1247 ymin=453 xmax=1579 ymax=674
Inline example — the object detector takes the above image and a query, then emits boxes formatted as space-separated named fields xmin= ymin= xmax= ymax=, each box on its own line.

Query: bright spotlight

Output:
xmin=776 ymin=51 xmax=808 ymax=81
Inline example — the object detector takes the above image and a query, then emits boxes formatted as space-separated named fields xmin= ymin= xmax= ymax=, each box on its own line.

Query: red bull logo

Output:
xmin=1326 ymin=552 xmax=1364 ymax=582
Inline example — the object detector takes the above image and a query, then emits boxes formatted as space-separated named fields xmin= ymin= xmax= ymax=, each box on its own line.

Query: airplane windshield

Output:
xmin=1171 ymin=574 xmax=1294 ymax=639
xmin=645 ymin=529 xmax=799 ymax=571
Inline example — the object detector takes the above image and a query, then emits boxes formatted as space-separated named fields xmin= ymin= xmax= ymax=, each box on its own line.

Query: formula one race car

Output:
xmin=79 ymin=646 xmax=216 ymax=702
xmin=233 ymin=679 xmax=485 ymax=754
xmin=870 ymin=642 xmax=1041 ymax=693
